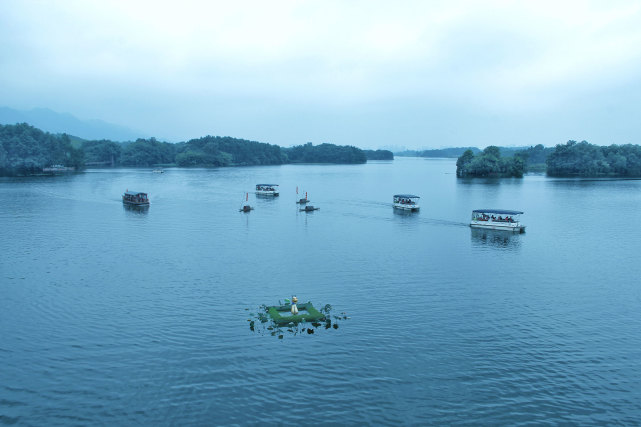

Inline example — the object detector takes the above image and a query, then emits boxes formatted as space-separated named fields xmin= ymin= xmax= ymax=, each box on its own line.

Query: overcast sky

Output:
xmin=1 ymin=1 xmax=641 ymax=149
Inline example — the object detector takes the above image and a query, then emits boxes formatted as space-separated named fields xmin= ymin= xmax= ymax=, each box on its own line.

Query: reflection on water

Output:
xmin=3 ymin=158 xmax=641 ymax=425
xmin=392 ymin=208 xmax=420 ymax=217
xmin=470 ymin=227 xmax=522 ymax=250
xmin=548 ymin=177 xmax=641 ymax=189
xmin=122 ymin=204 xmax=149 ymax=215
xmin=458 ymin=177 xmax=525 ymax=187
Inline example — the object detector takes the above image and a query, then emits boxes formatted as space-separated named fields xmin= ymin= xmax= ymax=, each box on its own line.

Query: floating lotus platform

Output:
xmin=266 ymin=302 xmax=325 ymax=325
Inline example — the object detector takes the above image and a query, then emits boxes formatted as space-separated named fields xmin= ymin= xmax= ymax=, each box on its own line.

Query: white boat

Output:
xmin=152 ymin=168 xmax=164 ymax=173
xmin=393 ymin=194 xmax=420 ymax=211
xmin=256 ymin=184 xmax=279 ymax=196
xmin=470 ymin=209 xmax=525 ymax=233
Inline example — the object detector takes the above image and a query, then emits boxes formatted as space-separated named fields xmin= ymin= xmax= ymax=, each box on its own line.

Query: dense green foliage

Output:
xmin=363 ymin=149 xmax=394 ymax=160
xmin=546 ymin=140 xmax=641 ymax=177
xmin=456 ymin=146 xmax=525 ymax=178
xmin=0 ymin=123 xmax=83 ymax=176
xmin=512 ymin=144 xmax=555 ymax=172
xmin=176 ymin=136 xmax=284 ymax=167
xmin=120 ymin=138 xmax=177 ymax=167
xmin=397 ymin=147 xmax=481 ymax=158
xmin=0 ymin=123 xmax=370 ymax=175
xmin=10 ymin=122 xmax=641 ymax=178
xmin=82 ymin=139 xmax=122 ymax=166
xmin=283 ymin=143 xmax=366 ymax=164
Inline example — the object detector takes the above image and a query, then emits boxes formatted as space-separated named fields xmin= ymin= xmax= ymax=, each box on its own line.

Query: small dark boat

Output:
xmin=300 ymin=205 xmax=319 ymax=212
xmin=239 ymin=192 xmax=253 ymax=212
xmin=296 ymin=191 xmax=310 ymax=204
xmin=122 ymin=191 xmax=150 ymax=206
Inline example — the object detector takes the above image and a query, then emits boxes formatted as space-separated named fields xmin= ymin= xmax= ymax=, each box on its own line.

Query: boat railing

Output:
xmin=473 ymin=215 xmax=519 ymax=224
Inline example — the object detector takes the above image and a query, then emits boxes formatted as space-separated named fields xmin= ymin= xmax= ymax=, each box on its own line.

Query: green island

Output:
xmin=3 ymin=122 xmax=640 ymax=178
xmin=456 ymin=146 xmax=525 ymax=178
xmin=455 ymin=141 xmax=641 ymax=178
xmin=0 ymin=123 xmax=389 ymax=176
xmin=546 ymin=140 xmax=641 ymax=177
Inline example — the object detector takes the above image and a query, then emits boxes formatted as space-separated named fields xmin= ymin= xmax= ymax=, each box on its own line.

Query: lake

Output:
xmin=2 ymin=157 xmax=641 ymax=425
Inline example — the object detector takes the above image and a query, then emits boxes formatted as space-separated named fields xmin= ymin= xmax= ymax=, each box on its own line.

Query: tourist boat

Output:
xmin=393 ymin=194 xmax=420 ymax=211
xmin=122 ymin=191 xmax=150 ymax=206
xmin=152 ymin=168 xmax=164 ymax=173
xmin=256 ymin=184 xmax=279 ymax=196
xmin=470 ymin=209 xmax=525 ymax=232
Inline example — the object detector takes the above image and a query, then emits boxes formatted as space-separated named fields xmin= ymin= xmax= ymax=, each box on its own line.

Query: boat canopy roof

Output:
xmin=256 ymin=184 xmax=278 ymax=186
xmin=473 ymin=209 xmax=523 ymax=215
xmin=125 ymin=191 xmax=147 ymax=196
xmin=394 ymin=194 xmax=420 ymax=198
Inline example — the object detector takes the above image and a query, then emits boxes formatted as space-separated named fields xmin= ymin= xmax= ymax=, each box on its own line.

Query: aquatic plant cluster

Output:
xmin=246 ymin=303 xmax=349 ymax=339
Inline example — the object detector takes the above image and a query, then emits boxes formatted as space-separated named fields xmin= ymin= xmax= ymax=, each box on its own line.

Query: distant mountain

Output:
xmin=0 ymin=107 xmax=145 ymax=142
xmin=395 ymin=146 xmax=536 ymax=158
xmin=395 ymin=147 xmax=481 ymax=158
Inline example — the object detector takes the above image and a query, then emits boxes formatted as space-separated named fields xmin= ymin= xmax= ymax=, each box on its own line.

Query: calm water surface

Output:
xmin=2 ymin=158 xmax=641 ymax=425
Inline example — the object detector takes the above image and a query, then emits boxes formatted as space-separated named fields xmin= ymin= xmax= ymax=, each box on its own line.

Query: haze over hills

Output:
xmin=0 ymin=107 xmax=147 ymax=142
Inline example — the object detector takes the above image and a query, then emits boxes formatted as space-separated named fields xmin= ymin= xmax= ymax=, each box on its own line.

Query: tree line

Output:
xmin=0 ymin=123 xmax=371 ymax=176
xmin=363 ymin=149 xmax=394 ymax=160
xmin=456 ymin=146 xmax=525 ymax=178
xmin=0 ymin=123 xmax=83 ymax=176
xmin=397 ymin=147 xmax=480 ymax=158
xmin=282 ymin=142 xmax=367 ymax=164
xmin=456 ymin=141 xmax=641 ymax=178
xmin=546 ymin=140 xmax=641 ymax=177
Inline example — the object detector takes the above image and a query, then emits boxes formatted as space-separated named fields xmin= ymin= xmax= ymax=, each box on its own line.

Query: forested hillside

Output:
xmin=0 ymin=123 xmax=83 ymax=176
xmin=0 ymin=123 xmax=369 ymax=175
xmin=176 ymin=136 xmax=285 ymax=167
xmin=283 ymin=143 xmax=366 ymax=164
xmin=546 ymin=141 xmax=641 ymax=177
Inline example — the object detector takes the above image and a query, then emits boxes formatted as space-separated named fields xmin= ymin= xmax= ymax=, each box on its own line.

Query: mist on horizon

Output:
xmin=1 ymin=1 xmax=641 ymax=150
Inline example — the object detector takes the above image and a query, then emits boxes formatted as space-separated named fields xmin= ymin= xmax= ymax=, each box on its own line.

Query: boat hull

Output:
xmin=470 ymin=222 xmax=525 ymax=233
xmin=393 ymin=204 xmax=420 ymax=211
xmin=122 ymin=199 xmax=150 ymax=206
